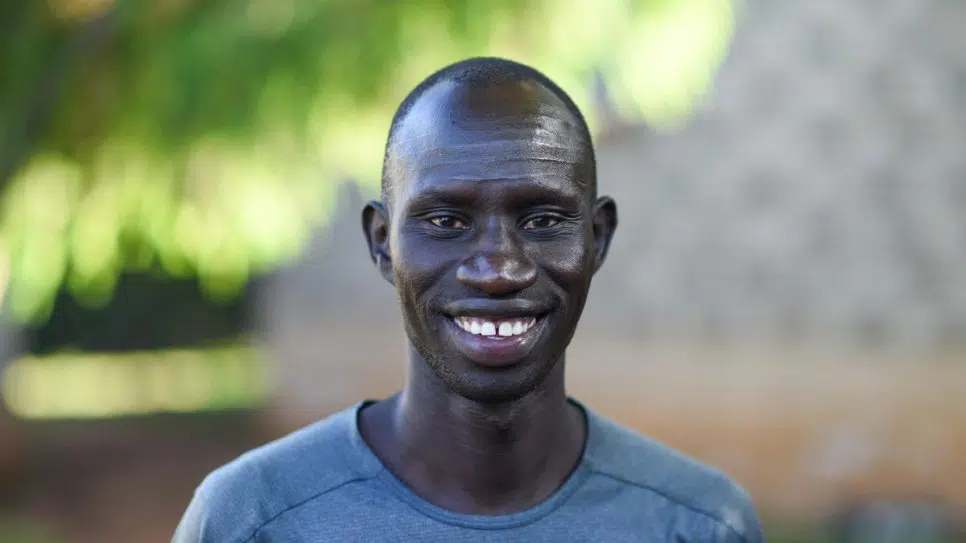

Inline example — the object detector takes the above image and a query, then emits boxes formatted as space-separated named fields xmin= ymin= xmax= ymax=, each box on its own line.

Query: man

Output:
xmin=174 ymin=57 xmax=764 ymax=542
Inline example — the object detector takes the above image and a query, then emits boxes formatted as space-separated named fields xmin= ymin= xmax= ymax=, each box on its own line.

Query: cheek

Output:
xmin=531 ymin=233 xmax=595 ymax=292
xmin=394 ymin=240 xmax=444 ymax=283
xmin=392 ymin=233 xmax=453 ymax=309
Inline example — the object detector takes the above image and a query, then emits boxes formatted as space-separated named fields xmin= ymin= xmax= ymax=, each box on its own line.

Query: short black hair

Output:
xmin=381 ymin=57 xmax=595 ymax=202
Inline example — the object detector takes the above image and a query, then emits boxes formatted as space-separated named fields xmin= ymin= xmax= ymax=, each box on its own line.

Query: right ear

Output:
xmin=362 ymin=200 xmax=394 ymax=285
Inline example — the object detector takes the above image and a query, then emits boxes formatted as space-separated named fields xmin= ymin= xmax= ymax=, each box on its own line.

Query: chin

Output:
xmin=439 ymin=353 xmax=561 ymax=405
xmin=449 ymin=379 xmax=540 ymax=405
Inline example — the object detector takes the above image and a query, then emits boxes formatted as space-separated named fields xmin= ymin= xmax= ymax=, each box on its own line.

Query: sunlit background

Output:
xmin=1 ymin=0 xmax=964 ymax=541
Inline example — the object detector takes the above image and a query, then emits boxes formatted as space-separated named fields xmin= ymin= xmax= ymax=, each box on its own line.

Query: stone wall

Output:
xmin=587 ymin=0 xmax=966 ymax=347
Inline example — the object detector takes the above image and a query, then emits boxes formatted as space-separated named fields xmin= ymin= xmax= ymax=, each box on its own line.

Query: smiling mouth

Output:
xmin=451 ymin=316 xmax=537 ymax=338
xmin=444 ymin=313 xmax=547 ymax=367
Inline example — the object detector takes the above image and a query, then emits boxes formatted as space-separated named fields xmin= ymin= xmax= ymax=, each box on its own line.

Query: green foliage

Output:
xmin=0 ymin=0 xmax=735 ymax=323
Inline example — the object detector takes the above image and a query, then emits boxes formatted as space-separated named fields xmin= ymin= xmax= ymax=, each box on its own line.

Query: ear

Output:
xmin=591 ymin=196 xmax=617 ymax=273
xmin=362 ymin=200 xmax=394 ymax=285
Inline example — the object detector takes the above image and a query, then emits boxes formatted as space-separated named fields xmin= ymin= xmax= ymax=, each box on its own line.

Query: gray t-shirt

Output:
xmin=174 ymin=401 xmax=763 ymax=542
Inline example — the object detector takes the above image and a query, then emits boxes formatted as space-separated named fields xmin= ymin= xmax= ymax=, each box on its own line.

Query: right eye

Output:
xmin=429 ymin=215 xmax=469 ymax=229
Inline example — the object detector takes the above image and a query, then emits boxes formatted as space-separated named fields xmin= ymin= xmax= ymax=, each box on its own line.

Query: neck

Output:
xmin=370 ymin=352 xmax=586 ymax=515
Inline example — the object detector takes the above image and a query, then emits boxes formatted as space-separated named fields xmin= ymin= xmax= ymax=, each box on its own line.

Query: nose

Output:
xmin=456 ymin=222 xmax=537 ymax=296
xmin=457 ymin=253 xmax=537 ymax=295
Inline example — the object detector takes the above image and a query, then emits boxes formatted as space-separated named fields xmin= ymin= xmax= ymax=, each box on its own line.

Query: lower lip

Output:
xmin=445 ymin=317 xmax=545 ymax=367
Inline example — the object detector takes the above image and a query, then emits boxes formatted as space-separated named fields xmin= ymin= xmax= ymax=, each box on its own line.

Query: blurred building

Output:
xmin=589 ymin=0 xmax=966 ymax=349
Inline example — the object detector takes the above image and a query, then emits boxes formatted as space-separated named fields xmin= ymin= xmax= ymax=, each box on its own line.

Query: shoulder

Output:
xmin=173 ymin=403 xmax=381 ymax=543
xmin=583 ymin=407 xmax=764 ymax=542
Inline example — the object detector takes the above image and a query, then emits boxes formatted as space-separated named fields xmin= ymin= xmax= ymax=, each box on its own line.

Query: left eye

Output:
xmin=429 ymin=216 xmax=469 ymax=229
xmin=522 ymin=216 xmax=561 ymax=230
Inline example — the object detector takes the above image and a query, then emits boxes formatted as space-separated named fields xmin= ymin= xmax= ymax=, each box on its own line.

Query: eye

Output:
xmin=429 ymin=215 xmax=469 ymax=229
xmin=521 ymin=215 xmax=561 ymax=230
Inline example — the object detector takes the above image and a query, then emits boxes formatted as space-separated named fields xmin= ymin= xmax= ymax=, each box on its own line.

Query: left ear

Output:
xmin=591 ymin=196 xmax=617 ymax=273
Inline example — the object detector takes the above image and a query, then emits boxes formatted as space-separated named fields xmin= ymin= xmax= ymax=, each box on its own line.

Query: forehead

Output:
xmin=387 ymin=80 xmax=592 ymax=207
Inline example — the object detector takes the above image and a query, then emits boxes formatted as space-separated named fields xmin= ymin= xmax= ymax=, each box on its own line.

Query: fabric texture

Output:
xmin=173 ymin=400 xmax=764 ymax=542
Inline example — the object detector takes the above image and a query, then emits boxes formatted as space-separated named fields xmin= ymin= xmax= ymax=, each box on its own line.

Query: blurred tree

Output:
xmin=0 ymin=0 xmax=735 ymax=323
xmin=27 ymin=271 xmax=253 ymax=353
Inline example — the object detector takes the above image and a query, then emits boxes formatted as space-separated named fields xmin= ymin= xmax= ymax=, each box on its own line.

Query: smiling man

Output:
xmin=174 ymin=57 xmax=764 ymax=542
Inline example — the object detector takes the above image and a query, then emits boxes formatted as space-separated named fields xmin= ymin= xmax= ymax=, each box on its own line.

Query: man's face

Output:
xmin=365 ymin=80 xmax=617 ymax=403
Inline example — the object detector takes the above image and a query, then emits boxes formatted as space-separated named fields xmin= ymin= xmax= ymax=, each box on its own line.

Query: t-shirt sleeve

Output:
xmin=715 ymin=486 xmax=766 ymax=543
xmin=724 ymin=513 xmax=765 ymax=543
xmin=172 ymin=486 xmax=211 ymax=543
xmin=171 ymin=479 xmax=256 ymax=543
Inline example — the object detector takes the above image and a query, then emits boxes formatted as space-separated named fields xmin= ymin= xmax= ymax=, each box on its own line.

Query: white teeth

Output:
xmin=454 ymin=317 xmax=538 ymax=338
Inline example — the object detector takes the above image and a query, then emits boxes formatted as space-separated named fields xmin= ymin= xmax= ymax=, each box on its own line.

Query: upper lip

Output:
xmin=442 ymin=299 xmax=548 ymax=318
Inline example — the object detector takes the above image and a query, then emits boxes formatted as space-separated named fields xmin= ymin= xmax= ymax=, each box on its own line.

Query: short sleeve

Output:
xmin=714 ymin=485 xmax=765 ymax=543
xmin=172 ymin=486 xmax=210 ymax=543
xmin=171 ymin=475 xmax=259 ymax=543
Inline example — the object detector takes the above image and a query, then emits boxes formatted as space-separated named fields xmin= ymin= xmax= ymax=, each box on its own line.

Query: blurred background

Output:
xmin=1 ymin=0 xmax=965 ymax=541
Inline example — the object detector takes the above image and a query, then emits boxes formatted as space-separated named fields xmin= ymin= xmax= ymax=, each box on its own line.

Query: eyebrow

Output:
xmin=404 ymin=187 xmax=482 ymax=210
